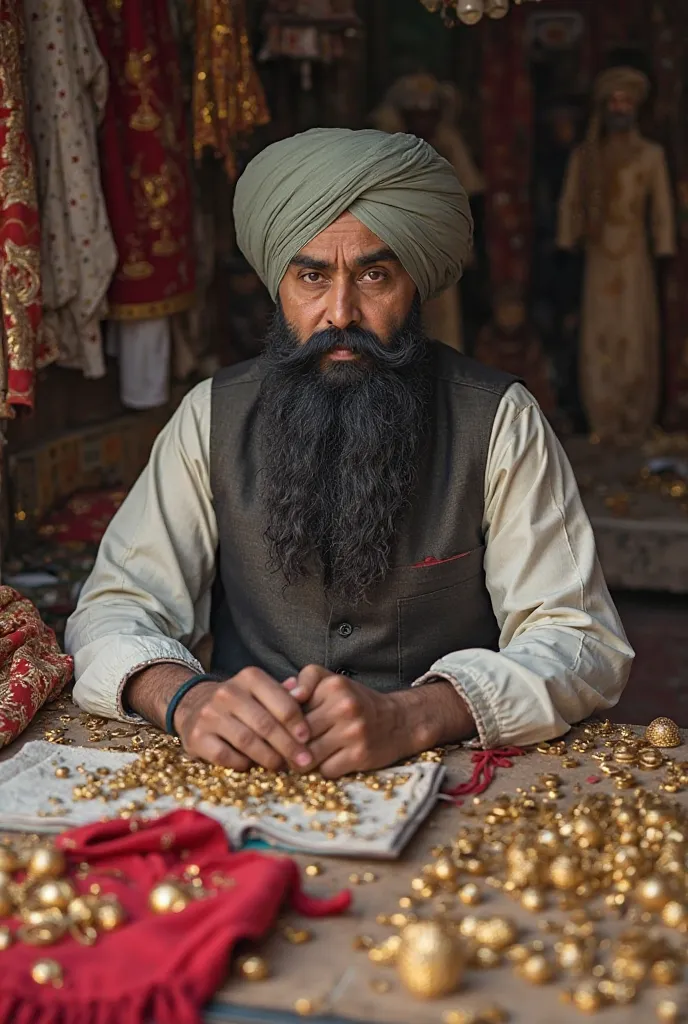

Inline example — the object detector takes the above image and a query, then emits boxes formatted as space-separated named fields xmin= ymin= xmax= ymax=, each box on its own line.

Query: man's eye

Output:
xmin=302 ymin=272 xmax=323 ymax=284
xmin=363 ymin=269 xmax=386 ymax=282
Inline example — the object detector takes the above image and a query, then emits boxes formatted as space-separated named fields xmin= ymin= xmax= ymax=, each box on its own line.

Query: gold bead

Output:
xmin=555 ymin=939 xmax=590 ymax=973
xmin=549 ymin=855 xmax=582 ymax=890
xmin=459 ymin=916 xmax=478 ymax=938
xmin=521 ymin=888 xmax=546 ymax=912
xmin=26 ymin=846 xmax=67 ymax=880
xmin=458 ymin=883 xmax=481 ymax=905
xmin=662 ymin=901 xmax=688 ymax=929
xmin=0 ymin=926 xmax=12 ymax=950
xmin=651 ymin=960 xmax=681 ymax=986
xmin=294 ymin=997 xmax=317 ymax=1016
xmin=352 ymin=934 xmax=373 ymax=950
xmin=0 ymin=885 xmax=14 ymax=917
xmin=635 ymin=875 xmax=671 ymax=911
xmin=611 ymin=955 xmax=648 ymax=984
xmin=67 ymin=896 xmax=96 ymax=925
xmin=517 ymin=953 xmax=553 ymax=985
xmin=442 ymin=1012 xmax=475 ymax=1024
xmin=638 ymin=748 xmax=664 ymax=769
xmin=479 ymin=1006 xmax=509 ymax=1024
xmin=31 ymin=958 xmax=63 ymax=986
xmin=434 ymin=856 xmax=458 ymax=884
xmin=397 ymin=921 xmax=465 ymax=999
xmin=148 ymin=882 xmax=190 ymax=914
xmin=240 ymin=955 xmax=269 ymax=982
xmin=33 ymin=880 xmax=77 ymax=911
xmin=656 ymin=1001 xmax=680 ymax=1023
xmin=572 ymin=982 xmax=603 ymax=1013
xmin=474 ymin=917 xmax=518 ymax=952
xmin=0 ymin=847 xmax=19 ymax=874
xmin=645 ymin=718 xmax=681 ymax=748
xmin=506 ymin=944 xmax=529 ymax=964
xmin=95 ymin=898 xmax=127 ymax=932
xmin=473 ymin=946 xmax=501 ymax=969
xmin=55 ymin=767 xmax=70 ymax=779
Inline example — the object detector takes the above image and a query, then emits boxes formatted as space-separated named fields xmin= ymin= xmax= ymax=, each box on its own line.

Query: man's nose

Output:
xmin=325 ymin=280 xmax=362 ymax=330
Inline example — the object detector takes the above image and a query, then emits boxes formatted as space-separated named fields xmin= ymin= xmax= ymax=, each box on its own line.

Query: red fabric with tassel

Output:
xmin=0 ymin=809 xmax=351 ymax=1024
xmin=444 ymin=746 xmax=526 ymax=803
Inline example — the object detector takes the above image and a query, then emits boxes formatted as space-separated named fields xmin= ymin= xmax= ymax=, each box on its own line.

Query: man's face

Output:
xmin=278 ymin=212 xmax=418 ymax=359
xmin=605 ymin=89 xmax=637 ymax=132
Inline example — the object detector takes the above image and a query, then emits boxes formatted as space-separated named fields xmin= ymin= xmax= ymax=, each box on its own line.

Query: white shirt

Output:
xmin=65 ymin=378 xmax=634 ymax=749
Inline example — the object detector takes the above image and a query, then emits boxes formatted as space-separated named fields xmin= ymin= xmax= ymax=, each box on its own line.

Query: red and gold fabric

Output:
xmin=85 ymin=0 xmax=195 ymax=321
xmin=0 ymin=586 xmax=73 ymax=750
xmin=0 ymin=0 xmax=55 ymax=416
xmin=193 ymin=0 xmax=270 ymax=181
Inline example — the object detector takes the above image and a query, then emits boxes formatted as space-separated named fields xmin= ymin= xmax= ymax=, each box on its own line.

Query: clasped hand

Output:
xmin=174 ymin=664 xmax=410 ymax=779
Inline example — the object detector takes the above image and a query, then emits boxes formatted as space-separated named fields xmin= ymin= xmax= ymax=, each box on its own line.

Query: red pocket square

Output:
xmin=411 ymin=552 xmax=470 ymax=568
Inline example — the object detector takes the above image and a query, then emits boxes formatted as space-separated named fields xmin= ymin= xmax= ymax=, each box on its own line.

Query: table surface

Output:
xmin=2 ymin=700 xmax=686 ymax=1024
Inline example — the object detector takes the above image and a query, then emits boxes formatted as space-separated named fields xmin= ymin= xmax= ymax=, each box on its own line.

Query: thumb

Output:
xmin=283 ymin=664 xmax=329 ymax=703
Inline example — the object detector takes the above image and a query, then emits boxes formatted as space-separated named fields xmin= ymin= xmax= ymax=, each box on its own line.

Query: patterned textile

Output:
xmin=0 ymin=585 xmax=72 ymax=750
xmin=85 ymin=0 xmax=195 ymax=321
xmin=480 ymin=7 xmax=533 ymax=291
xmin=0 ymin=0 xmax=55 ymax=417
xmin=193 ymin=0 xmax=270 ymax=181
xmin=23 ymin=0 xmax=118 ymax=379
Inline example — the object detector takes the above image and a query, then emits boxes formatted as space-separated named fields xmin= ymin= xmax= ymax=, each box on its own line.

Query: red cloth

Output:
xmin=444 ymin=746 xmax=526 ymax=804
xmin=0 ymin=809 xmax=351 ymax=1024
xmin=37 ymin=488 xmax=126 ymax=545
xmin=0 ymin=586 xmax=73 ymax=750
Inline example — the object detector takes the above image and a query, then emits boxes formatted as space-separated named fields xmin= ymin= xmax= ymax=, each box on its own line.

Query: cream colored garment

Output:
xmin=65 ymin=379 xmax=633 ymax=750
xmin=24 ymin=0 xmax=117 ymax=379
xmin=108 ymin=319 xmax=171 ymax=410
xmin=557 ymin=133 xmax=676 ymax=442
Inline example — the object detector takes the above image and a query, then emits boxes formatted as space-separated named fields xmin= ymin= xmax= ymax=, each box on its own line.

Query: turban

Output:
xmin=233 ymin=128 xmax=473 ymax=303
xmin=594 ymin=66 xmax=650 ymax=107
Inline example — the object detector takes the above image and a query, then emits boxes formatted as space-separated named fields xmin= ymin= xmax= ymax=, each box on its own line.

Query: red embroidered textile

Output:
xmin=37 ymin=488 xmax=126 ymax=545
xmin=0 ymin=586 xmax=73 ymax=750
xmin=0 ymin=809 xmax=351 ymax=1024
xmin=85 ymin=0 xmax=195 ymax=321
xmin=444 ymin=746 xmax=526 ymax=802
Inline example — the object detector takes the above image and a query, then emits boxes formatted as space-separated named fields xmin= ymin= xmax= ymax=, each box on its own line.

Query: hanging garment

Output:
xmin=0 ymin=0 xmax=54 ymax=416
xmin=23 ymin=0 xmax=117 ymax=380
xmin=108 ymin=318 xmax=170 ymax=409
xmin=86 ymin=0 xmax=195 ymax=322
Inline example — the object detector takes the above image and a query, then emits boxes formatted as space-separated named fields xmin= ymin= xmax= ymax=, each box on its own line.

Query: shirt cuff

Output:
xmin=72 ymin=636 xmax=203 ymax=723
xmin=413 ymin=663 xmax=500 ymax=749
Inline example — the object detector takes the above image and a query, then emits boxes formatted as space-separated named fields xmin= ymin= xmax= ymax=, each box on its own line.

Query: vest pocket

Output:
xmin=396 ymin=545 xmax=497 ymax=685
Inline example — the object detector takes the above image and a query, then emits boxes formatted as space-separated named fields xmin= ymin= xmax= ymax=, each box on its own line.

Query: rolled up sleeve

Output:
xmin=416 ymin=383 xmax=634 ymax=748
xmin=65 ymin=379 xmax=217 ymax=721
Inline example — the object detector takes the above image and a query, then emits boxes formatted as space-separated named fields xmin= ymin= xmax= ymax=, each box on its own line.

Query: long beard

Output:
xmin=258 ymin=301 xmax=431 ymax=605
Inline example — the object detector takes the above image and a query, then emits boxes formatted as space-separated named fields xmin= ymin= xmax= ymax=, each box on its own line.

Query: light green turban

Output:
xmin=233 ymin=128 xmax=473 ymax=303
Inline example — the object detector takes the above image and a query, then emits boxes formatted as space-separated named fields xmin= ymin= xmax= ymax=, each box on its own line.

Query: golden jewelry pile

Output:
xmin=353 ymin=719 xmax=687 ymax=1022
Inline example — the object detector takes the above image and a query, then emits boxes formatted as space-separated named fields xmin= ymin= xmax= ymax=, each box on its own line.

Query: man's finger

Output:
xmin=288 ymin=664 xmax=331 ymax=703
xmin=307 ymin=727 xmax=344 ymax=770
xmin=233 ymin=668 xmax=310 ymax=742
xmin=227 ymin=694 xmax=313 ymax=769
xmin=317 ymin=749 xmax=359 ymax=780
xmin=304 ymin=703 xmax=337 ymax=741
xmin=185 ymin=731 xmax=251 ymax=772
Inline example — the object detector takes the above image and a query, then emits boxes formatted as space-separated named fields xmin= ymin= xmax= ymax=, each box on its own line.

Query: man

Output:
xmin=557 ymin=66 xmax=676 ymax=443
xmin=66 ymin=128 xmax=633 ymax=780
xmin=370 ymin=73 xmax=485 ymax=352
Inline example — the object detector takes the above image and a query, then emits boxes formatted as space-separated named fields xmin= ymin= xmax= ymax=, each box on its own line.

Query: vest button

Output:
xmin=337 ymin=622 xmax=353 ymax=638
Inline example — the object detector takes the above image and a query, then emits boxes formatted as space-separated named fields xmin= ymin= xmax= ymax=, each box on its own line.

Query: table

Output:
xmin=2 ymin=702 xmax=687 ymax=1024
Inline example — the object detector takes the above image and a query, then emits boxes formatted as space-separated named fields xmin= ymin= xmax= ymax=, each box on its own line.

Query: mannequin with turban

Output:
xmin=557 ymin=67 xmax=676 ymax=443
xmin=234 ymin=127 xmax=474 ymax=322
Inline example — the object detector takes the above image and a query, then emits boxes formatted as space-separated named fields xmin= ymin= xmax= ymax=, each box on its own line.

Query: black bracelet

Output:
xmin=165 ymin=673 xmax=217 ymax=738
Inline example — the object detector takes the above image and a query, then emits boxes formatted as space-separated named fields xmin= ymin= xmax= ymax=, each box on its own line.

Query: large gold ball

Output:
xmin=635 ymin=875 xmax=671 ymax=912
xmin=661 ymin=901 xmax=688 ymax=930
xmin=148 ymin=882 xmax=189 ymax=915
xmin=26 ymin=846 xmax=67 ymax=880
xmin=240 ymin=955 xmax=269 ymax=982
xmin=645 ymin=718 xmax=681 ymax=749
xmin=474 ymin=917 xmax=518 ymax=952
xmin=0 ymin=926 xmax=12 ymax=951
xmin=34 ymin=880 xmax=76 ymax=911
xmin=0 ymin=884 xmax=14 ymax=918
xmin=517 ymin=953 xmax=553 ymax=985
xmin=0 ymin=847 xmax=19 ymax=875
xmin=95 ymin=898 xmax=127 ymax=932
xmin=549 ymin=855 xmax=582 ymax=891
xmin=556 ymin=939 xmax=590 ymax=974
xmin=397 ymin=922 xmax=465 ymax=999
xmin=30 ymin=958 xmax=63 ymax=985
xmin=572 ymin=982 xmax=603 ymax=1013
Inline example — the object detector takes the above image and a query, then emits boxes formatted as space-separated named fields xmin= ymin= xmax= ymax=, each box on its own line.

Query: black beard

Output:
xmin=257 ymin=300 xmax=431 ymax=605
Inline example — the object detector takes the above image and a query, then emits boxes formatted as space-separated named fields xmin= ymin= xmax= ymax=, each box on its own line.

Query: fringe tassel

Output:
xmin=443 ymin=746 xmax=526 ymax=802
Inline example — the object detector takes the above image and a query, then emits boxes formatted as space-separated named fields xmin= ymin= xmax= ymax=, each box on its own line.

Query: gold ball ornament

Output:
xmin=517 ymin=953 xmax=553 ymax=985
xmin=549 ymin=855 xmax=582 ymax=890
xmin=67 ymin=896 xmax=96 ymax=925
xmin=397 ymin=922 xmax=465 ymax=999
xmin=148 ymin=882 xmax=190 ymax=914
xmin=0 ymin=926 xmax=12 ymax=951
xmin=645 ymin=718 xmax=682 ymax=749
xmin=20 ymin=906 xmax=65 ymax=929
xmin=34 ymin=879 xmax=76 ymax=911
xmin=572 ymin=982 xmax=603 ymax=1014
xmin=31 ymin=958 xmax=63 ymax=986
xmin=656 ymin=1001 xmax=680 ymax=1023
xmin=0 ymin=847 xmax=19 ymax=875
xmin=95 ymin=898 xmax=127 ymax=932
xmin=434 ymin=856 xmax=458 ymax=884
xmin=555 ymin=939 xmax=590 ymax=974
xmin=240 ymin=955 xmax=269 ymax=982
xmin=521 ymin=888 xmax=546 ymax=912
xmin=635 ymin=875 xmax=671 ymax=912
xmin=651 ymin=960 xmax=682 ymax=986
xmin=474 ymin=917 xmax=518 ymax=952
xmin=662 ymin=901 xmax=688 ymax=930
xmin=26 ymin=846 xmax=67 ymax=880
xmin=458 ymin=883 xmax=481 ymax=906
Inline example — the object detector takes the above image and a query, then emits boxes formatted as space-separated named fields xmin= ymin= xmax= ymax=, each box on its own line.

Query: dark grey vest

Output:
xmin=209 ymin=343 xmax=516 ymax=692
